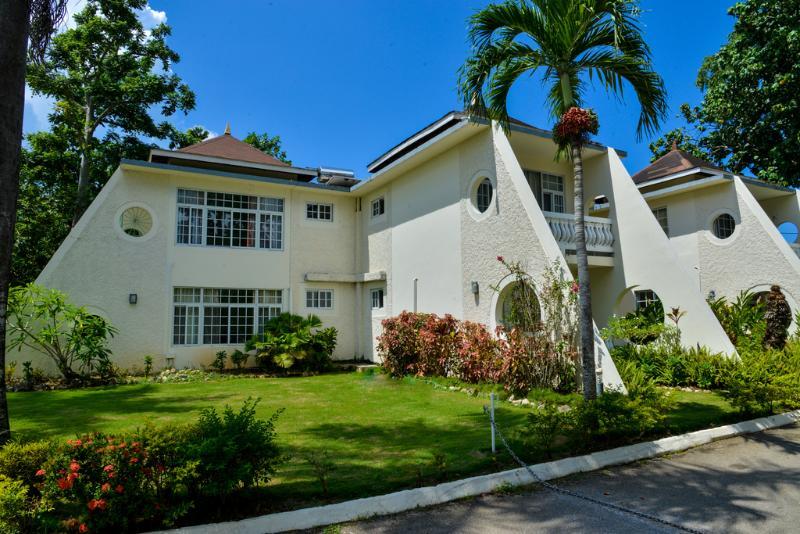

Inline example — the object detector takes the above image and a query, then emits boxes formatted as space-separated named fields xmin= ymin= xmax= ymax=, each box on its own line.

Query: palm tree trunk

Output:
xmin=0 ymin=0 xmax=32 ymax=445
xmin=571 ymin=144 xmax=597 ymax=401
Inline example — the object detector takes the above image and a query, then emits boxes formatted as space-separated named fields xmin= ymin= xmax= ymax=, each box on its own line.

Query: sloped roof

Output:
xmin=179 ymin=131 xmax=289 ymax=167
xmin=631 ymin=146 xmax=722 ymax=184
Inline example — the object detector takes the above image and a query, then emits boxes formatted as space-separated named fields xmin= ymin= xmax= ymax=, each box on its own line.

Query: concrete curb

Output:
xmin=156 ymin=409 xmax=800 ymax=534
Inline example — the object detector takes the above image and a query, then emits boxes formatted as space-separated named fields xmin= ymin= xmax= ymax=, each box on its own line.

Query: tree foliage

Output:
xmin=243 ymin=132 xmax=292 ymax=165
xmin=651 ymin=0 xmax=800 ymax=185
xmin=27 ymin=0 xmax=195 ymax=221
xmin=168 ymin=125 xmax=210 ymax=149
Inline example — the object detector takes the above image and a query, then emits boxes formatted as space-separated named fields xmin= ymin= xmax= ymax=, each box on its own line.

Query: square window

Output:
xmin=371 ymin=197 xmax=385 ymax=218
xmin=306 ymin=289 xmax=333 ymax=309
xmin=306 ymin=202 xmax=333 ymax=221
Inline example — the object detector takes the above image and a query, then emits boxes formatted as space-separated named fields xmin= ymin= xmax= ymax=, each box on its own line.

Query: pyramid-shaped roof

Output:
xmin=631 ymin=145 xmax=722 ymax=185
xmin=178 ymin=129 xmax=289 ymax=167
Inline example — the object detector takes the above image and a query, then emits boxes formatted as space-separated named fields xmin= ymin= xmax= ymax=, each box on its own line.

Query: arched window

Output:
xmin=475 ymin=178 xmax=493 ymax=213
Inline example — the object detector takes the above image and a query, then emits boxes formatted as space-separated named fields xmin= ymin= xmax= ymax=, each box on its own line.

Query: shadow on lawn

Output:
xmin=666 ymin=400 xmax=738 ymax=433
xmin=9 ymin=384 xmax=239 ymax=440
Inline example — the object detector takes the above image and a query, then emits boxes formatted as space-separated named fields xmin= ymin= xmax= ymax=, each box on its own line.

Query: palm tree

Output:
xmin=0 ymin=0 xmax=68 ymax=444
xmin=459 ymin=0 xmax=666 ymax=400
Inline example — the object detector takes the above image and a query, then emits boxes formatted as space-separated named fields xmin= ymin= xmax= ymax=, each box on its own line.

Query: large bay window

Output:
xmin=172 ymin=287 xmax=284 ymax=346
xmin=176 ymin=189 xmax=283 ymax=249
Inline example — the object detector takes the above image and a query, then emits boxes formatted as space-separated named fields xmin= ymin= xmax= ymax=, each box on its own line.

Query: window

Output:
xmin=634 ymin=289 xmax=660 ymax=312
xmin=119 ymin=206 xmax=153 ymax=237
xmin=306 ymin=289 xmax=333 ymax=309
xmin=713 ymin=213 xmax=736 ymax=239
xmin=652 ymin=207 xmax=669 ymax=236
xmin=176 ymin=189 xmax=283 ymax=249
xmin=172 ymin=287 xmax=283 ymax=345
xmin=475 ymin=178 xmax=493 ymax=213
xmin=371 ymin=197 xmax=385 ymax=218
xmin=306 ymin=202 xmax=333 ymax=221
xmin=371 ymin=288 xmax=385 ymax=309
xmin=523 ymin=170 xmax=565 ymax=213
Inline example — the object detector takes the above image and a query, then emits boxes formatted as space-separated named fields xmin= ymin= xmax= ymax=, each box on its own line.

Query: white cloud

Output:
xmin=23 ymin=85 xmax=54 ymax=133
xmin=138 ymin=5 xmax=167 ymax=28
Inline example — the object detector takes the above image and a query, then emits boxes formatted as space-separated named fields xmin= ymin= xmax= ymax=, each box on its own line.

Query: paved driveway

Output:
xmin=340 ymin=424 xmax=800 ymax=534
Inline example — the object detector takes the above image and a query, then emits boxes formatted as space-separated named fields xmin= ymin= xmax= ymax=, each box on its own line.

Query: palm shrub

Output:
xmin=707 ymin=290 xmax=766 ymax=348
xmin=6 ymin=283 xmax=118 ymax=382
xmin=246 ymin=313 xmax=336 ymax=372
xmin=764 ymin=285 xmax=792 ymax=350
xmin=459 ymin=0 xmax=667 ymax=399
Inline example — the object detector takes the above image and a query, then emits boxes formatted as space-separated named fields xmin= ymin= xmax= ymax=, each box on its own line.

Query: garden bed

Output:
xmin=7 ymin=371 xmax=739 ymax=525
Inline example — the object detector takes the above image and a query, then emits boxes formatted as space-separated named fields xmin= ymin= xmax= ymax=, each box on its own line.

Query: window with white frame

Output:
xmin=652 ymin=207 xmax=669 ymax=235
xmin=475 ymin=178 xmax=493 ymax=213
xmin=306 ymin=289 xmax=333 ymax=309
xmin=371 ymin=197 xmax=385 ymax=218
xmin=176 ymin=189 xmax=284 ymax=250
xmin=306 ymin=202 xmax=333 ymax=221
xmin=523 ymin=170 xmax=565 ymax=213
xmin=371 ymin=288 xmax=385 ymax=309
xmin=172 ymin=287 xmax=283 ymax=345
xmin=634 ymin=289 xmax=660 ymax=312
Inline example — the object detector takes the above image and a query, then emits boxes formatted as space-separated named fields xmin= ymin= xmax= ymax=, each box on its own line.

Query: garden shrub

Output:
xmin=246 ymin=313 xmax=336 ymax=372
xmin=212 ymin=351 xmax=227 ymax=372
xmin=708 ymin=290 xmax=765 ymax=348
xmin=764 ymin=285 xmax=792 ymax=350
xmin=2 ymin=399 xmax=284 ymax=532
xmin=0 ymin=475 xmax=33 ymax=534
xmin=719 ymin=348 xmax=800 ymax=415
xmin=524 ymin=402 xmax=572 ymax=458
xmin=377 ymin=311 xmax=428 ymax=377
xmin=230 ymin=349 xmax=249 ymax=370
xmin=571 ymin=390 xmax=670 ymax=449
xmin=6 ymin=283 xmax=118 ymax=383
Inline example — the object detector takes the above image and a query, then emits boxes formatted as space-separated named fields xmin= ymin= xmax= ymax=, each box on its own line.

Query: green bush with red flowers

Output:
xmin=0 ymin=398 xmax=282 ymax=533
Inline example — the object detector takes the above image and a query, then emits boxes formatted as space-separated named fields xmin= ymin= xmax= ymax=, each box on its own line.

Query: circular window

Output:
xmin=712 ymin=213 xmax=736 ymax=239
xmin=474 ymin=178 xmax=494 ymax=213
xmin=778 ymin=221 xmax=799 ymax=244
xmin=119 ymin=206 xmax=153 ymax=237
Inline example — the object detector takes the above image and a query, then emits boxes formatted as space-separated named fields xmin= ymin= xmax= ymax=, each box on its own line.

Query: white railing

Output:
xmin=544 ymin=212 xmax=615 ymax=254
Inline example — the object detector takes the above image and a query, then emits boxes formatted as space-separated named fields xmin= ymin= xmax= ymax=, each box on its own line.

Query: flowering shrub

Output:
xmin=378 ymin=311 xmax=429 ymax=377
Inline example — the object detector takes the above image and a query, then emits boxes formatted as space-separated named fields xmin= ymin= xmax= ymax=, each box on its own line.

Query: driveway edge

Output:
xmin=156 ymin=409 xmax=800 ymax=534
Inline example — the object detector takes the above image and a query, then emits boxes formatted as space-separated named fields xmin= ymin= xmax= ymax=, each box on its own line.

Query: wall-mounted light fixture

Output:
xmin=129 ymin=293 xmax=138 ymax=305
xmin=471 ymin=281 xmax=480 ymax=295
xmin=707 ymin=290 xmax=716 ymax=300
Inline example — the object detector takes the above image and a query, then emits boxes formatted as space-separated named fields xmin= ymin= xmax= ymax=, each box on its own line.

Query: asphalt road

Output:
xmin=339 ymin=424 xmax=800 ymax=534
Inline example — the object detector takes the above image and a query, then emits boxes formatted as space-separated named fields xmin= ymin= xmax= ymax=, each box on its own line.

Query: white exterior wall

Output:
xmin=21 ymin=165 xmax=358 ymax=372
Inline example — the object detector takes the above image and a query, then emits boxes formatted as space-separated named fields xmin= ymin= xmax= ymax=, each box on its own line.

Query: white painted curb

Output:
xmin=155 ymin=409 xmax=800 ymax=534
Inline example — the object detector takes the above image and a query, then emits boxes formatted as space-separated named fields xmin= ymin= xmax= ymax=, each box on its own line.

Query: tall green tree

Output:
xmin=652 ymin=0 xmax=800 ymax=185
xmin=27 ymin=0 xmax=195 ymax=225
xmin=168 ymin=125 xmax=210 ymax=149
xmin=0 ymin=0 xmax=69 ymax=445
xmin=459 ymin=0 xmax=666 ymax=400
xmin=243 ymin=132 xmax=292 ymax=165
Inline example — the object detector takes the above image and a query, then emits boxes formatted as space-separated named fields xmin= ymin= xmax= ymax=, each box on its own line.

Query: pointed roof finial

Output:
xmin=224 ymin=122 xmax=231 ymax=135
xmin=671 ymin=139 xmax=678 ymax=151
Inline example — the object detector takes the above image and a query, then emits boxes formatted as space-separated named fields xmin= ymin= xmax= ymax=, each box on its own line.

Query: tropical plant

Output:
xmin=230 ymin=349 xmax=249 ymax=370
xmin=246 ymin=313 xmax=337 ymax=372
xmin=459 ymin=0 xmax=667 ymax=399
xmin=707 ymin=290 xmax=766 ymax=348
xmin=6 ymin=284 xmax=118 ymax=382
xmin=211 ymin=351 xmax=227 ymax=372
xmin=0 ymin=0 xmax=70 ymax=447
xmin=764 ymin=285 xmax=792 ymax=350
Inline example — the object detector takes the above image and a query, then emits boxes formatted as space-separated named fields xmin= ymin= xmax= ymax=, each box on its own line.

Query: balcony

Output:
xmin=544 ymin=212 xmax=615 ymax=265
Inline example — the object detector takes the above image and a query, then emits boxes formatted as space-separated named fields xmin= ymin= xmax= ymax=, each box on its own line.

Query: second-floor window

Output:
xmin=306 ymin=289 xmax=333 ymax=309
xmin=652 ymin=207 xmax=669 ymax=235
xmin=371 ymin=197 xmax=385 ymax=218
xmin=523 ymin=170 xmax=565 ymax=213
xmin=306 ymin=202 xmax=333 ymax=221
xmin=371 ymin=288 xmax=385 ymax=309
xmin=176 ymin=189 xmax=284 ymax=250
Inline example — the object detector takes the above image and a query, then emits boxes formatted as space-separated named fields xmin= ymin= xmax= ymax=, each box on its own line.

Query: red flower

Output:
xmin=67 ymin=439 xmax=82 ymax=447
xmin=70 ymin=462 xmax=80 ymax=472
xmin=570 ymin=282 xmax=580 ymax=294
xmin=67 ymin=472 xmax=79 ymax=481
xmin=101 ymin=483 xmax=111 ymax=492
xmin=88 ymin=498 xmax=107 ymax=511
xmin=79 ymin=524 xmax=89 ymax=533
xmin=107 ymin=471 xmax=116 ymax=479
xmin=130 ymin=457 xmax=139 ymax=464
xmin=57 ymin=477 xmax=73 ymax=490
xmin=35 ymin=469 xmax=46 ymax=477
xmin=103 ymin=464 xmax=114 ymax=472
xmin=114 ymin=484 xmax=124 ymax=494
xmin=496 ymin=255 xmax=505 ymax=263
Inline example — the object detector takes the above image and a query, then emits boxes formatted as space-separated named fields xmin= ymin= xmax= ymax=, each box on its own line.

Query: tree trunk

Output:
xmin=572 ymin=144 xmax=597 ymax=401
xmin=72 ymin=103 xmax=94 ymax=226
xmin=0 ymin=0 xmax=32 ymax=445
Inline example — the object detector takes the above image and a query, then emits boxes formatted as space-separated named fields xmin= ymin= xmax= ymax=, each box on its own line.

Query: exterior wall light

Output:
xmin=471 ymin=281 xmax=480 ymax=294
xmin=129 ymin=293 xmax=138 ymax=305
xmin=707 ymin=290 xmax=716 ymax=300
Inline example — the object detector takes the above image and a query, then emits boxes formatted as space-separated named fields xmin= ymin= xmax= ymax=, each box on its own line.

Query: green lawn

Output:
xmin=7 ymin=372 xmax=739 ymax=511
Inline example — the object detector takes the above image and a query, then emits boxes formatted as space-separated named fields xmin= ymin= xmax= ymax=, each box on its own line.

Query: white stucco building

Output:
xmin=17 ymin=112 xmax=800 ymax=388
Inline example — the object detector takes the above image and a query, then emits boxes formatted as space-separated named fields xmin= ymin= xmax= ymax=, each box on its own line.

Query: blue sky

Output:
xmin=23 ymin=0 xmax=737 ymax=178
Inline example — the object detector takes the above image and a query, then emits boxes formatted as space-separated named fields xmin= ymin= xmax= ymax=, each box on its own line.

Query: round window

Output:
xmin=778 ymin=221 xmax=799 ymax=244
xmin=712 ymin=213 xmax=736 ymax=239
xmin=120 ymin=206 xmax=153 ymax=237
xmin=475 ymin=178 xmax=493 ymax=213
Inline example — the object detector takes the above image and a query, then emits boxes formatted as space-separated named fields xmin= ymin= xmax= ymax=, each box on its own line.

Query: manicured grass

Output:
xmin=7 ymin=373 xmax=739 ymax=511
